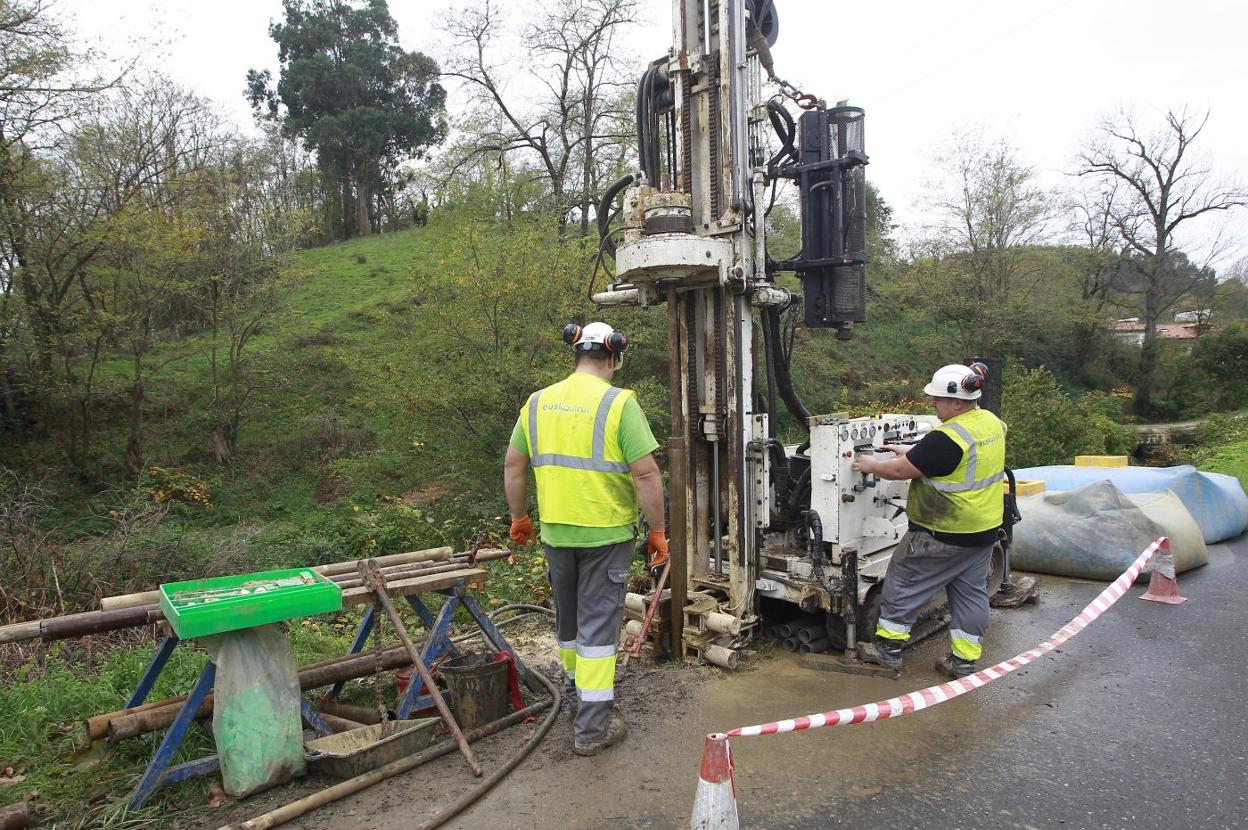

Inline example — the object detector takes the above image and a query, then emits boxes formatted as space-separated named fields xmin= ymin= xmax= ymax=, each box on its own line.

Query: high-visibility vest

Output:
xmin=520 ymin=372 xmax=637 ymax=527
xmin=907 ymin=407 xmax=1007 ymax=535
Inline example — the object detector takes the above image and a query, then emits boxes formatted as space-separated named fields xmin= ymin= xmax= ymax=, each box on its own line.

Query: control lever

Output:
xmin=852 ymin=446 xmax=877 ymax=492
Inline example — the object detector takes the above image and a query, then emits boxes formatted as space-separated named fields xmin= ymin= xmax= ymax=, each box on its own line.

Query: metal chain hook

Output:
xmin=772 ymin=74 xmax=823 ymax=111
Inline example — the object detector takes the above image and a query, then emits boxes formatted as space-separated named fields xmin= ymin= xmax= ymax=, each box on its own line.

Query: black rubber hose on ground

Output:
xmin=411 ymin=641 xmax=561 ymax=830
xmin=220 ymin=607 xmax=562 ymax=830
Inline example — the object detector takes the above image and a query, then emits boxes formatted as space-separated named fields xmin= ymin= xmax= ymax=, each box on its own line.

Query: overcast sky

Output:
xmin=60 ymin=0 xmax=1248 ymax=265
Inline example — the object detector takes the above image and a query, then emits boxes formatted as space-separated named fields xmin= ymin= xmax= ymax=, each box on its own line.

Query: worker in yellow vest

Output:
xmin=503 ymin=322 xmax=668 ymax=755
xmin=851 ymin=363 xmax=1006 ymax=678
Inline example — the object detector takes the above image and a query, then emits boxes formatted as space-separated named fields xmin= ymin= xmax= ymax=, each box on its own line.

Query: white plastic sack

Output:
xmin=203 ymin=624 xmax=306 ymax=797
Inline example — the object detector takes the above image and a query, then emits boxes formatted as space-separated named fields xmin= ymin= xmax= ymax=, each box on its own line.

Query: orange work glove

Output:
xmin=509 ymin=515 xmax=537 ymax=547
xmin=644 ymin=530 xmax=669 ymax=578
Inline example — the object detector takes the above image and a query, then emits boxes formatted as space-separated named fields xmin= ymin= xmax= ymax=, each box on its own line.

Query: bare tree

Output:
xmin=439 ymin=0 xmax=638 ymax=234
xmin=1063 ymin=182 xmax=1132 ymax=365
xmin=1079 ymin=107 xmax=1248 ymax=413
xmin=908 ymin=133 xmax=1053 ymax=353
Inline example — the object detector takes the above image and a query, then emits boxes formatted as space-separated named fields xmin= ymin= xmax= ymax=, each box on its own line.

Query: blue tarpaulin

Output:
xmin=1013 ymin=464 xmax=1248 ymax=543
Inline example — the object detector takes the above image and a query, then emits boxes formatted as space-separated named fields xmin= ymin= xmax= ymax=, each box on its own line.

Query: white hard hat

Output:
xmin=563 ymin=321 xmax=629 ymax=352
xmin=922 ymin=363 xmax=986 ymax=400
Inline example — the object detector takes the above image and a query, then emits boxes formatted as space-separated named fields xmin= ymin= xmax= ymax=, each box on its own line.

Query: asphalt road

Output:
xmin=728 ymin=535 xmax=1248 ymax=830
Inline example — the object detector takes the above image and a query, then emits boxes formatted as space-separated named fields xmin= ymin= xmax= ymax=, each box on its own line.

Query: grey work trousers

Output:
xmin=876 ymin=530 xmax=994 ymax=660
xmin=544 ymin=540 xmax=634 ymax=744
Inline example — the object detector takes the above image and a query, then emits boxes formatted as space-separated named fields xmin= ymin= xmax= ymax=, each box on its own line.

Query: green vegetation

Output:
xmin=1188 ymin=414 xmax=1248 ymax=490
xmin=1002 ymin=367 xmax=1137 ymax=469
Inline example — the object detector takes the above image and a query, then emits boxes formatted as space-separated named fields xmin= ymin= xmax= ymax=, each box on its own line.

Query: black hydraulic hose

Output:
xmin=762 ymin=301 xmax=780 ymax=438
xmin=597 ymin=172 xmax=639 ymax=259
xmin=636 ymin=64 xmax=665 ymax=185
xmin=785 ymin=466 xmax=811 ymax=516
xmin=806 ymin=510 xmax=835 ymax=598
xmin=489 ymin=603 xmax=554 ymax=619
xmin=763 ymin=306 xmax=811 ymax=428
xmin=999 ymin=467 xmax=1022 ymax=590
xmin=766 ymin=99 xmax=798 ymax=167
xmin=764 ymin=439 xmax=790 ymax=498
xmin=635 ymin=65 xmax=653 ymax=182
xmin=410 ymin=668 xmax=561 ymax=830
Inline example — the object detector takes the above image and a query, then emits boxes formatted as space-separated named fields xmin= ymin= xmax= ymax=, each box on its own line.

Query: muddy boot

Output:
xmin=573 ymin=709 xmax=628 ymax=756
xmin=563 ymin=680 xmax=578 ymax=713
xmin=935 ymin=653 xmax=977 ymax=678
xmin=857 ymin=637 xmax=903 ymax=670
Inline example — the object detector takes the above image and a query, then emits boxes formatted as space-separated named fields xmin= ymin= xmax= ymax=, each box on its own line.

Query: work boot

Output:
xmin=562 ymin=680 xmax=578 ymax=713
xmin=935 ymin=653 xmax=978 ymax=679
xmin=857 ymin=637 xmax=904 ymax=670
xmin=573 ymin=709 xmax=628 ymax=756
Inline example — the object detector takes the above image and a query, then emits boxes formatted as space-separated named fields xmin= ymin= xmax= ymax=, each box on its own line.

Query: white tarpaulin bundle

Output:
xmin=1014 ymin=464 xmax=1248 ymax=543
xmin=1010 ymin=480 xmax=1208 ymax=581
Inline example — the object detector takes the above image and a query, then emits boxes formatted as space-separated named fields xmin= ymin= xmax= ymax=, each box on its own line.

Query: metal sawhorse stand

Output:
xmin=125 ymin=577 xmax=539 ymax=808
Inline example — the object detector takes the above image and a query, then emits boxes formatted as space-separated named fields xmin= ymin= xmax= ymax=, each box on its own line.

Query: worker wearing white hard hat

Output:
xmin=503 ymin=321 xmax=665 ymax=756
xmin=851 ymin=362 xmax=1006 ymax=678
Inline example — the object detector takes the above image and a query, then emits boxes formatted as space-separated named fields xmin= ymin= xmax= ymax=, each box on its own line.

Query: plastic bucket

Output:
xmin=440 ymin=653 xmax=510 ymax=730
xmin=394 ymin=666 xmax=413 ymax=697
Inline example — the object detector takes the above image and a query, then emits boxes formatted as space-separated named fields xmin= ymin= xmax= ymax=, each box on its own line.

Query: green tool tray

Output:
xmin=159 ymin=567 xmax=343 ymax=639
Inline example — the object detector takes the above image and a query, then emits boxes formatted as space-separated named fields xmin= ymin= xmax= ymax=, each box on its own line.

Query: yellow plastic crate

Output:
xmin=1074 ymin=455 xmax=1129 ymax=468
xmin=1006 ymin=479 xmax=1046 ymax=496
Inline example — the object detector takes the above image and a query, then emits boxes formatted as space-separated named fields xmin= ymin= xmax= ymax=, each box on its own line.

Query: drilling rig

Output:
xmin=592 ymin=0 xmax=1006 ymax=667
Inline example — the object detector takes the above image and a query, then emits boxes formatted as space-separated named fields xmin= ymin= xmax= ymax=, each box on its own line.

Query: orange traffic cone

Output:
xmin=690 ymin=733 xmax=739 ymax=830
xmin=1140 ymin=539 xmax=1187 ymax=605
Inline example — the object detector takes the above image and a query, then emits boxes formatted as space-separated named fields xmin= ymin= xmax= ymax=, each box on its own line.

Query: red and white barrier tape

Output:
xmin=728 ymin=536 xmax=1169 ymax=738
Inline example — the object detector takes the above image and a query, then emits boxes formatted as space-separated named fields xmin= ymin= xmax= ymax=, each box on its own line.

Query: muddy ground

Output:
xmin=186 ymin=536 xmax=1247 ymax=830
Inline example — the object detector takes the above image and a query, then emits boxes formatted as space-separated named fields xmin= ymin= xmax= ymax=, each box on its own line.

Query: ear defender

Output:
xmin=562 ymin=323 xmax=583 ymax=346
xmin=962 ymin=362 xmax=988 ymax=392
xmin=605 ymin=331 xmax=629 ymax=352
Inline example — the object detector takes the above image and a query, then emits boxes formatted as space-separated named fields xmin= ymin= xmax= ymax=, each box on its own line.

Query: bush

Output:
xmin=142 ymin=466 xmax=213 ymax=509
xmin=1003 ymin=367 xmax=1137 ymax=468
xmin=1193 ymin=412 xmax=1248 ymax=448
xmin=1183 ymin=413 xmax=1248 ymax=489
xmin=1193 ymin=323 xmax=1248 ymax=411
xmin=1199 ymin=440 xmax=1248 ymax=491
xmin=281 ymin=412 xmax=375 ymax=464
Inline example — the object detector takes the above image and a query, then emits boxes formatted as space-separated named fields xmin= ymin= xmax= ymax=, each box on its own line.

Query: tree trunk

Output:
xmin=124 ymin=352 xmax=145 ymax=477
xmin=212 ymin=419 xmax=235 ymax=467
xmin=340 ymin=173 xmax=353 ymax=239
xmin=1135 ymin=334 xmax=1157 ymax=415
xmin=1135 ymin=254 xmax=1165 ymax=415
xmin=0 ymin=368 xmax=17 ymax=430
xmin=354 ymin=158 xmax=371 ymax=238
